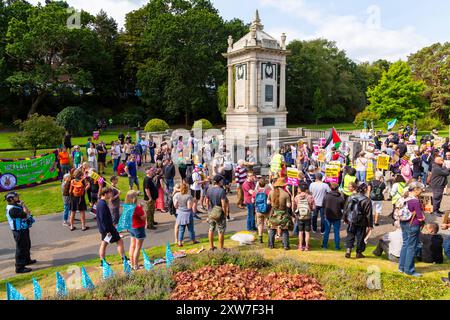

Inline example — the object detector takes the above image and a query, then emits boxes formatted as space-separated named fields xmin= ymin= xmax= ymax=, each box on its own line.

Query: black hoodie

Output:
xmin=323 ymin=191 xmax=345 ymax=220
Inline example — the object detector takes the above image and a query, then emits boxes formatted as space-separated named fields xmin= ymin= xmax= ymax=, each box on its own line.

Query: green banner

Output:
xmin=0 ymin=154 xmax=59 ymax=192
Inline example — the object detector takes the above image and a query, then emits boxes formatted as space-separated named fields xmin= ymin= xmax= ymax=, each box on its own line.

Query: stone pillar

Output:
xmin=279 ymin=62 xmax=286 ymax=111
xmin=227 ymin=65 xmax=234 ymax=112
xmin=249 ymin=60 xmax=258 ymax=112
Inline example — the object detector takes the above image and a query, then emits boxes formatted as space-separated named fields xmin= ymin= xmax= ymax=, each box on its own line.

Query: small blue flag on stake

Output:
xmin=102 ymin=259 xmax=115 ymax=280
xmin=142 ymin=249 xmax=153 ymax=271
xmin=117 ymin=204 xmax=135 ymax=232
xmin=6 ymin=283 xmax=26 ymax=300
xmin=166 ymin=242 xmax=174 ymax=268
xmin=55 ymin=272 xmax=67 ymax=298
xmin=32 ymin=278 xmax=42 ymax=300
xmin=123 ymin=258 xmax=132 ymax=276
xmin=387 ymin=119 xmax=398 ymax=131
xmin=81 ymin=267 xmax=95 ymax=290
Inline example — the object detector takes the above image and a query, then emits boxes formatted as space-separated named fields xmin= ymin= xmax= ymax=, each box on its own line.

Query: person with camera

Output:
xmin=5 ymin=192 xmax=36 ymax=274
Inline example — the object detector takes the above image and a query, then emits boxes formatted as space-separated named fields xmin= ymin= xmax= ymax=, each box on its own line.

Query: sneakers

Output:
xmin=398 ymin=269 xmax=404 ymax=274
xmin=356 ymin=253 xmax=365 ymax=259
xmin=16 ymin=267 xmax=32 ymax=274
xmin=227 ymin=217 xmax=235 ymax=222
xmin=407 ymin=272 xmax=422 ymax=277
xmin=345 ymin=249 xmax=351 ymax=259
xmin=62 ymin=221 xmax=70 ymax=227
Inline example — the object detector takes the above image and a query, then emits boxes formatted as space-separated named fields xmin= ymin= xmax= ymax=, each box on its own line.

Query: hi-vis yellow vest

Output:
xmin=271 ymin=154 xmax=283 ymax=173
xmin=342 ymin=175 xmax=357 ymax=196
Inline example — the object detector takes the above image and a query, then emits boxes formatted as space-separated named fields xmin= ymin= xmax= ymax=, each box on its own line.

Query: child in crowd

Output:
xmin=61 ymin=173 xmax=71 ymax=227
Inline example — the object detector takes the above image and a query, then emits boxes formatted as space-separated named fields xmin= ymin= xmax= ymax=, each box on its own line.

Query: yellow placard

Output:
xmin=325 ymin=165 xmax=340 ymax=178
xmin=366 ymin=161 xmax=374 ymax=181
xmin=287 ymin=167 xmax=299 ymax=179
xmin=376 ymin=155 xmax=390 ymax=170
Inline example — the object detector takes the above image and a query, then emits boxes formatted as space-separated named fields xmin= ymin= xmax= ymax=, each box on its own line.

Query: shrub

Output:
xmin=144 ymin=119 xmax=170 ymax=132
xmin=56 ymin=106 xmax=95 ymax=136
xmin=192 ymin=119 xmax=213 ymax=130
xmin=353 ymin=109 xmax=381 ymax=128
xmin=416 ymin=117 xmax=444 ymax=132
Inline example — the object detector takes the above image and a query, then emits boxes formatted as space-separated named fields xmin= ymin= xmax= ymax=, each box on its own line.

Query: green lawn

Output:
xmin=1 ymin=237 xmax=448 ymax=300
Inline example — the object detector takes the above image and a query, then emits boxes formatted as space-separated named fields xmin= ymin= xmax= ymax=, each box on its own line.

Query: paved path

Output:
xmin=0 ymin=191 xmax=446 ymax=280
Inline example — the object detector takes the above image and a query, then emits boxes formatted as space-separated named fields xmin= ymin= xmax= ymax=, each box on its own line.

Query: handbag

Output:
xmin=209 ymin=205 xmax=224 ymax=222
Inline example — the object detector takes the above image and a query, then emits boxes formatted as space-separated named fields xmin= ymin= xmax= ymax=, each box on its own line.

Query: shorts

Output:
xmin=191 ymin=189 xmax=201 ymax=200
xmin=129 ymin=176 xmax=139 ymax=187
xmin=208 ymin=216 xmax=226 ymax=234
xmin=297 ymin=219 xmax=312 ymax=232
xmin=130 ymin=227 xmax=146 ymax=240
xmin=372 ymin=201 xmax=383 ymax=214
xmin=101 ymin=229 xmax=121 ymax=244
xmin=256 ymin=213 xmax=269 ymax=226
xmin=70 ymin=196 xmax=87 ymax=212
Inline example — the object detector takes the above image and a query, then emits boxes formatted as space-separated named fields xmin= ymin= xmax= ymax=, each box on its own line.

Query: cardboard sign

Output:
xmin=366 ymin=161 xmax=374 ymax=181
xmin=376 ymin=155 xmax=390 ymax=170
xmin=325 ymin=164 xmax=340 ymax=179
xmin=317 ymin=150 xmax=326 ymax=163
xmin=420 ymin=195 xmax=433 ymax=214
xmin=287 ymin=167 xmax=299 ymax=186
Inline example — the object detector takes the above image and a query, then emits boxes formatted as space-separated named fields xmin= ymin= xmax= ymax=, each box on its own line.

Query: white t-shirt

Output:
xmin=87 ymin=147 xmax=97 ymax=162
xmin=190 ymin=171 xmax=202 ymax=191
xmin=309 ymin=182 xmax=331 ymax=207
xmin=387 ymin=229 xmax=403 ymax=257
xmin=112 ymin=145 xmax=121 ymax=159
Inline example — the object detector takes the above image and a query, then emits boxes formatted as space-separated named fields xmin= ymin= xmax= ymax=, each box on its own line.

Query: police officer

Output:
xmin=5 ymin=192 xmax=36 ymax=273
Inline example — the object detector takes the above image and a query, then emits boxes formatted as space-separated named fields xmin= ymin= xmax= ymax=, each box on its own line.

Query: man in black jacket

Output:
xmin=5 ymin=192 xmax=36 ymax=274
xmin=343 ymin=183 xmax=374 ymax=259
xmin=97 ymin=188 xmax=127 ymax=267
xmin=430 ymin=157 xmax=450 ymax=217
xmin=322 ymin=183 xmax=345 ymax=250
xmin=143 ymin=167 xmax=159 ymax=230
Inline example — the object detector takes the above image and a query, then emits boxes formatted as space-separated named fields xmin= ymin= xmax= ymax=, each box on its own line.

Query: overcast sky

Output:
xmin=29 ymin=0 xmax=450 ymax=62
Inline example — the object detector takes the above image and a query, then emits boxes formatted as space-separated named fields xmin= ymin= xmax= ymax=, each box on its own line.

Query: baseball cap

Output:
xmin=5 ymin=192 xmax=18 ymax=201
xmin=197 ymin=164 xmax=203 ymax=169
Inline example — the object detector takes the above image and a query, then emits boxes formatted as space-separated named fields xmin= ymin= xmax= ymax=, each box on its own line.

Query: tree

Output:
xmin=312 ymin=88 xmax=326 ymax=125
xmin=408 ymin=43 xmax=450 ymax=122
xmin=366 ymin=61 xmax=428 ymax=123
xmin=11 ymin=114 xmax=65 ymax=156
xmin=217 ymin=82 xmax=227 ymax=121
xmin=5 ymin=2 xmax=111 ymax=116
xmin=286 ymin=39 xmax=366 ymax=124
xmin=56 ymin=106 xmax=94 ymax=135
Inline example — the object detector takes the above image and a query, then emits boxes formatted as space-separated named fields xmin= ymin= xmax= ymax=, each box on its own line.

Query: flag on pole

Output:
xmin=6 ymin=283 xmax=26 ymax=300
xmin=166 ymin=242 xmax=174 ymax=268
xmin=55 ymin=272 xmax=67 ymax=298
xmin=123 ymin=258 xmax=132 ymax=276
xmin=387 ymin=119 xmax=397 ymax=131
xmin=102 ymin=259 xmax=115 ymax=280
xmin=117 ymin=204 xmax=135 ymax=232
xmin=32 ymin=278 xmax=42 ymax=300
xmin=81 ymin=267 xmax=95 ymax=290
xmin=142 ymin=249 xmax=153 ymax=271
xmin=324 ymin=128 xmax=342 ymax=150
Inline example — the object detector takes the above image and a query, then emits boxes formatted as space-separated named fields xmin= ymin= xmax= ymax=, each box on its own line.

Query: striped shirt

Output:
xmin=235 ymin=165 xmax=247 ymax=184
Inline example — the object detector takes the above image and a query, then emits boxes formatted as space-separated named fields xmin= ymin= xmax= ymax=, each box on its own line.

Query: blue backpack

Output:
xmin=255 ymin=189 xmax=269 ymax=214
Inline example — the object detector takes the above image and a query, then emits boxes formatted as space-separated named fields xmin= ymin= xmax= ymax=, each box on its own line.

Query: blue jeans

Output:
xmin=422 ymin=162 xmax=429 ymax=185
xmin=178 ymin=215 xmax=196 ymax=242
xmin=166 ymin=178 xmax=174 ymax=194
xmin=443 ymin=236 xmax=450 ymax=260
xmin=399 ymin=222 xmax=421 ymax=275
xmin=312 ymin=206 xmax=325 ymax=233
xmin=356 ymin=171 xmax=366 ymax=183
xmin=113 ymin=158 xmax=120 ymax=173
xmin=322 ymin=218 xmax=341 ymax=249
xmin=246 ymin=203 xmax=256 ymax=231
xmin=150 ymin=149 xmax=155 ymax=163
xmin=63 ymin=203 xmax=70 ymax=222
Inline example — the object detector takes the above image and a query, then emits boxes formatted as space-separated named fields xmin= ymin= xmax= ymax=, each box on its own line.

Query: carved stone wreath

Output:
xmin=236 ymin=64 xmax=246 ymax=80
xmin=265 ymin=63 xmax=274 ymax=79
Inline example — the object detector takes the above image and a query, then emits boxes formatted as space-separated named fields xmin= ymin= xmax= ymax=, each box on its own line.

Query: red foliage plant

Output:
xmin=170 ymin=264 xmax=326 ymax=300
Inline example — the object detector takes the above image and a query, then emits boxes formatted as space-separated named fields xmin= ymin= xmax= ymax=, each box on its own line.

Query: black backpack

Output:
xmin=348 ymin=196 xmax=366 ymax=226
xmin=370 ymin=181 xmax=384 ymax=201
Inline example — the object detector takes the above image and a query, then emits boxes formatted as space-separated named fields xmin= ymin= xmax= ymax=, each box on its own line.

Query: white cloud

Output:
xmin=259 ymin=0 xmax=430 ymax=62
xmin=29 ymin=0 xmax=147 ymax=30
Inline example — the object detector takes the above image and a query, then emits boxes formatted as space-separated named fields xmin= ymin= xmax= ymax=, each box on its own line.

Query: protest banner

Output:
xmin=287 ymin=167 xmax=299 ymax=186
xmin=317 ymin=150 xmax=326 ymax=163
xmin=325 ymin=164 xmax=340 ymax=184
xmin=0 ymin=153 xmax=59 ymax=192
xmin=376 ymin=155 xmax=390 ymax=171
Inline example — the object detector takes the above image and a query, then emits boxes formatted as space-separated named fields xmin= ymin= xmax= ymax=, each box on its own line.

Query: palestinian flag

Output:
xmin=324 ymin=128 xmax=342 ymax=150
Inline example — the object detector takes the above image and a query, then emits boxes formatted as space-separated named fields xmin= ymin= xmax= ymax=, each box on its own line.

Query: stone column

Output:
xmin=227 ymin=64 xmax=234 ymax=112
xmin=249 ymin=60 xmax=258 ymax=112
xmin=279 ymin=62 xmax=286 ymax=111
